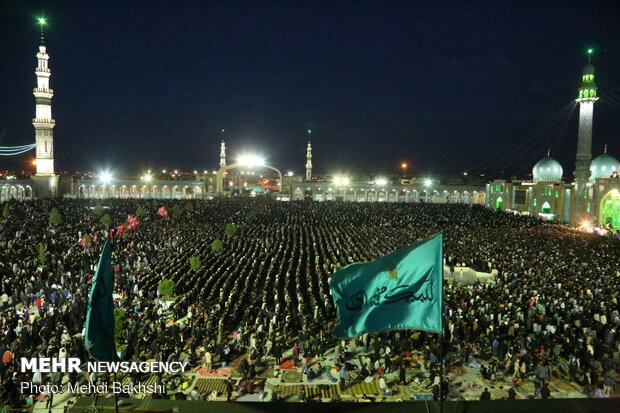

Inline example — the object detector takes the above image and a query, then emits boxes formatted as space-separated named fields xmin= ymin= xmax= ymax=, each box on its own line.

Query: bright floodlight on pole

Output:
xmin=238 ymin=155 xmax=265 ymax=167
xmin=424 ymin=178 xmax=433 ymax=187
xmin=342 ymin=177 xmax=350 ymax=185
xmin=376 ymin=178 xmax=387 ymax=186
xmin=99 ymin=171 xmax=112 ymax=184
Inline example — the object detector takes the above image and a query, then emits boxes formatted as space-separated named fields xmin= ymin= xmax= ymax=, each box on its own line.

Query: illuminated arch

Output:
xmin=599 ymin=189 xmax=620 ymax=228
xmin=495 ymin=196 xmax=503 ymax=209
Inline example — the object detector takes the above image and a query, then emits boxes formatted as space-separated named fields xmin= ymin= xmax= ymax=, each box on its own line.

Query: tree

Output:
xmin=38 ymin=243 xmax=48 ymax=265
xmin=114 ymin=308 xmax=128 ymax=345
xmin=100 ymin=213 xmax=112 ymax=227
xmin=136 ymin=205 xmax=147 ymax=217
xmin=158 ymin=279 xmax=176 ymax=300
xmin=94 ymin=203 xmax=104 ymax=216
xmin=49 ymin=207 xmax=62 ymax=225
xmin=2 ymin=204 xmax=9 ymax=219
xmin=184 ymin=202 xmax=194 ymax=213
xmin=211 ymin=239 xmax=223 ymax=252
xmin=171 ymin=204 xmax=182 ymax=219
xmin=224 ymin=223 xmax=237 ymax=236
xmin=189 ymin=256 xmax=202 ymax=270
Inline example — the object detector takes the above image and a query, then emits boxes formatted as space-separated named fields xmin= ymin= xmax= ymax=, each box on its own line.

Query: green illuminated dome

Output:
xmin=583 ymin=63 xmax=595 ymax=75
xmin=533 ymin=156 xmax=563 ymax=183
xmin=590 ymin=153 xmax=620 ymax=180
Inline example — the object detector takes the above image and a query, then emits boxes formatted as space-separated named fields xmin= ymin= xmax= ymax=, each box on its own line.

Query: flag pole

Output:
xmin=439 ymin=330 xmax=444 ymax=413
xmin=439 ymin=238 xmax=445 ymax=413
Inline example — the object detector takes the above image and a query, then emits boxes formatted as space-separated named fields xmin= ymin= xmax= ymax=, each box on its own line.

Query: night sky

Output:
xmin=1 ymin=1 xmax=620 ymax=178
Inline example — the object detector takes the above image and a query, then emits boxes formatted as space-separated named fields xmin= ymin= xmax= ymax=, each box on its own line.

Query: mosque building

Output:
xmin=1 ymin=28 xmax=619 ymax=230
xmin=487 ymin=55 xmax=620 ymax=227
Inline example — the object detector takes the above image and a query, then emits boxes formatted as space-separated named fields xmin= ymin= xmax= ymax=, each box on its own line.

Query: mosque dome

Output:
xmin=532 ymin=156 xmax=563 ymax=183
xmin=251 ymin=186 xmax=265 ymax=193
xmin=590 ymin=153 xmax=620 ymax=180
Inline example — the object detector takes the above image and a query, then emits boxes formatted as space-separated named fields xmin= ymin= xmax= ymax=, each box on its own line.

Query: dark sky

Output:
xmin=1 ymin=0 xmax=620 ymax=178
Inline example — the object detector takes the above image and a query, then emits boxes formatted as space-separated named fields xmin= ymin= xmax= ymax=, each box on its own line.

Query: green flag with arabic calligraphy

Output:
xmin=330 ymin=233 xmax=443 ymax=338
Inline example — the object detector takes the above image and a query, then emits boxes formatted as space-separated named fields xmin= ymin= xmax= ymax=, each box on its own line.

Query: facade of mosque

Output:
xmin=487 ymin=58 xmax=620 ymax=227
xmin=1 ymin=35 xmax=617 ymax=228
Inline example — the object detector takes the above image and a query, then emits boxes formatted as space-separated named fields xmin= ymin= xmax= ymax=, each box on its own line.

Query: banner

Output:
xmin=84 ymin=238 xmax=117 ymax=361
xmin=330 ymin=233 xmax=443 ymax=338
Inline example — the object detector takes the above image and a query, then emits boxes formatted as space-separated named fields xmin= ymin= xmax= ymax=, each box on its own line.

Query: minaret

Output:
xmin=573 ymin=49 xmax=598 ymax=221
xmin=33 ymin=18 xmax=55 ymax=177
xmin=305 ymin=141 xmax=313 ymax=180
xmin=219 ymin=140 xmax=226 ymax=168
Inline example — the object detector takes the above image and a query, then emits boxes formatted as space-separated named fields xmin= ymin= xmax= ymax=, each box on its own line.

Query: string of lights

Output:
xmin=0 ymin=143 xmax=36 ymax=156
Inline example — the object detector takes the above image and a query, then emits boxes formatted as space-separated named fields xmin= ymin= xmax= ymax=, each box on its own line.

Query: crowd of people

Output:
xmin=0 ymin=198 xmax=618 ymax=407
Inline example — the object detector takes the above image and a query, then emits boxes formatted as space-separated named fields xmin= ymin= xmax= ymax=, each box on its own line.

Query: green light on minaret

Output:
xmin=307 ymin=129 xmax=312 ymax=134
xmin=38 ymin=18 xmax=46 ymax=25
xmin=587 ymin=48 xmax=593 ymax=54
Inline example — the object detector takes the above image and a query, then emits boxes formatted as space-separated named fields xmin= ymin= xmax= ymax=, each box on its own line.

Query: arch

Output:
xmin=495 ymin=196 xmax=503 ymax=209
xmin=17 ymin=185 xmax=25 ymax=200
xmin=25 ymin=185 xmax=32 ymax=198
xmin=130 ymin=185 xmax=139 ymax=198
xmin=119 ymin=185 xmax=129 ymax=199
xmin=141 ymin=185 xmax=150 ymax=199
xmin=541 ymin=201 xmax=551 ymax=214
xmin=0 ymin=185 xmax=8 ymax=202
xmin=161 ymin=186 xmax=171 ymax=199
xmin=599 ymin=189 xmax=620 ymax=229
xmin=193 ymin=185 xmax=203 ymax=199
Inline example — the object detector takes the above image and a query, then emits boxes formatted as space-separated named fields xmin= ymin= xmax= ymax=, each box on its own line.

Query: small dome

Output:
xmin=590 ymin=153 xmax=620 ymax=180
xmin=583 ymin=63 xmax=595 ymax=75
xmin=533 ymin=156 xmax=563 ymax=183
xmin=251 ymin=186 xmax=266 ymax=193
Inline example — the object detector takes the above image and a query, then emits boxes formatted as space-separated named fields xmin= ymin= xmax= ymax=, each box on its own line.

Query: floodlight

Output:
xmin=100 ymin=171 xmax=112 ymax=184
xmin=238 ymin=155 xmax=265 ymax=167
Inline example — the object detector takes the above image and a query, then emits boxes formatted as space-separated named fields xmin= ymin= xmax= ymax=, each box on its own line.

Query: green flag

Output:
xmin=85 ymin=237 xmax=116 ymax=361
xmin=330 ymin=233 xmax=443 ymax=338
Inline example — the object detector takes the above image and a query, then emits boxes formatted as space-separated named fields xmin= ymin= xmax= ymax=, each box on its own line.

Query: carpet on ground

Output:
xmin=197 ymin=367 xmax=233 ymax=377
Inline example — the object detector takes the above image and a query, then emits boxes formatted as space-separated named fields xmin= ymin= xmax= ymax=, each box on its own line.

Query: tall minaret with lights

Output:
xmin=573 ymin=49 xmax=598 ymax=222
xmin=31 ymin=18 xmax=59 ymax=197
xmin=305 ymin=130 xmax=312 ymax=181
xmin=220 ymin=140 xmax=226 ymax=168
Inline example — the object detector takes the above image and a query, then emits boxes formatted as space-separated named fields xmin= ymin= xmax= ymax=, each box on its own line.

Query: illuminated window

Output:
xmin=587 ymin=203 xmax=591 ymax=213
xmin=555 ymin=191 xmax=559 ymax=198
xmin=534 ymin=198 xmax=537 ymax=206
xmin=541 ymin=201 xmax=551 ymax=214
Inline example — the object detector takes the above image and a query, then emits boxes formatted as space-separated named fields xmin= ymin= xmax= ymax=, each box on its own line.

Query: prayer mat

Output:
xmin=278 ymin=358 xmax=296 ymax=370
xmin=282 ymin=370 xmax=303 ymax=383
xmin=275 ymin=384 xmax=303 ymax=397
xmin=339 ymin=380 xmax=380 ymax=395
xmin=197 ymin=367 xmax=233 ymax=377
xmin=193 ymin=378 xmax=228 ymax=394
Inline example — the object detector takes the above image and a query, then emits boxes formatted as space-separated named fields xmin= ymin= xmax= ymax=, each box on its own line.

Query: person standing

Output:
xmin=225 ymin=378 xmax=234 ymax=402
xmin=480 ymin=387 xmax=491 ymax=400
xmin=204 ymin=351 xmax=212 ymax=372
